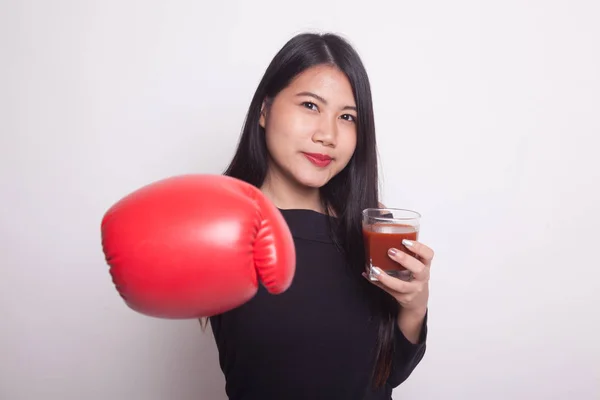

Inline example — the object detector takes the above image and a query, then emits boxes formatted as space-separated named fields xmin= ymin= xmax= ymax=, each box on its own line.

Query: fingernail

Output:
xmin=402 ymin=239 xmax=414 ymax=247
xmin=388 ymin=248 xmax=397 ymax=256
xmin=371 ymin=266 xmax=382 ymax=275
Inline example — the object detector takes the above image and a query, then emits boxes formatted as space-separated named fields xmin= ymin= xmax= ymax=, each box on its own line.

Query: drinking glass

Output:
xmin=362 ymin=208 xmax=421 ymax=281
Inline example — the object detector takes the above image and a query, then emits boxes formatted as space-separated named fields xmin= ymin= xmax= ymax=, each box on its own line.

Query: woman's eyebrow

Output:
xmin=296 ymin=91 xmax=356 ymax=111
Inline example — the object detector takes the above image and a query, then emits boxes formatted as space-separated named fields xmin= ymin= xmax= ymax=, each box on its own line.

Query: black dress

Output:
xmin=209 ymin=208 xmax=427 ymax=399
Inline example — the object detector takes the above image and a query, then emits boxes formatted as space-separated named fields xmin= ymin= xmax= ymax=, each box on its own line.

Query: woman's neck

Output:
xmin=260 ymin=168 xmax=324 ymax=213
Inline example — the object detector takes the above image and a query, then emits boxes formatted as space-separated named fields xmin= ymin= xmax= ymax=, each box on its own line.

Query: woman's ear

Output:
xmin=259 ymin=100 xmax=267 ymax=128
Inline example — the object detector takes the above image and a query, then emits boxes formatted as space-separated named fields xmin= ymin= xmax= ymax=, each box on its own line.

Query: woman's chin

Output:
xmin=294 ymin=172 xmax=333 ymax=189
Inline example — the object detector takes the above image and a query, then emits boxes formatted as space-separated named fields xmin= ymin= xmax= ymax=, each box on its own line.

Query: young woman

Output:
xmin=209 ymin=32 xmax=434 ymax=399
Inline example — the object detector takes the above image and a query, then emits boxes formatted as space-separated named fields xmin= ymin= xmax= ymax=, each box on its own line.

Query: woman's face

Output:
xmin=260 ymin=64 xmax=358 ymax=190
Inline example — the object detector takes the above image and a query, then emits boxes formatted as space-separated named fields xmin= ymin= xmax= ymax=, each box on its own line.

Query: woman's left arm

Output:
xmin=363 ymin=238 xmax=435 ymax=386
xmin=398 ymin=306 xmax=428 ymax=344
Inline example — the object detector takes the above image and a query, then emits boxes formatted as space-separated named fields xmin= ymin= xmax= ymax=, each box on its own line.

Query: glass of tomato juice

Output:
xmin=362 ymin=208 xmax=421 ymax=281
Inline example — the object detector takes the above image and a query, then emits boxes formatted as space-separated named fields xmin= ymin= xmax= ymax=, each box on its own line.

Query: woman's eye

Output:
xmin=302 ymin=102 xmax=318 ymax=111
xmin=341 ymin=114 xmax=356 ymax=122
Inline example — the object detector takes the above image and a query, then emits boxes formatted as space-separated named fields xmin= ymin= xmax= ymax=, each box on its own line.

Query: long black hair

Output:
xmin=224 ymin=32 xmax=399 ymax=388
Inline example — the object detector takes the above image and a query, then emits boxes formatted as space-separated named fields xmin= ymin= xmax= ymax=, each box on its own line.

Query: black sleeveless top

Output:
xmin=209 ymin=209 xmax=427 ymax=399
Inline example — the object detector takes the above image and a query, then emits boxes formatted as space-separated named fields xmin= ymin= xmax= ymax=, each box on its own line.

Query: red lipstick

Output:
xmin=303 ymin=152 xmax=333 ymax=167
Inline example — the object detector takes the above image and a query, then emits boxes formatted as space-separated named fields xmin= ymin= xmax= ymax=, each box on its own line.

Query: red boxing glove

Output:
xmin=101 ymin=174 xmax=296 ymax=318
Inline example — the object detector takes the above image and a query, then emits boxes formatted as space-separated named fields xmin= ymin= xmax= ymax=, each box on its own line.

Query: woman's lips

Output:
xmin=303 ymin=152 xmax=333 ymax=167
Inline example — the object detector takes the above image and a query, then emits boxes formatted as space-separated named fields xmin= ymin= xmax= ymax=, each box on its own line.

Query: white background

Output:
xmin=2 ymin=1 xmax=599 ymax=399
